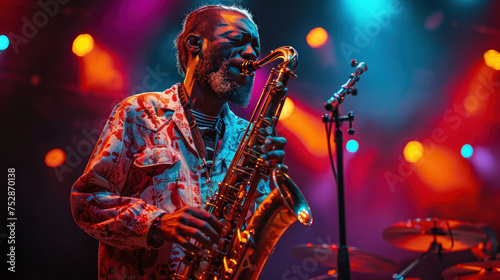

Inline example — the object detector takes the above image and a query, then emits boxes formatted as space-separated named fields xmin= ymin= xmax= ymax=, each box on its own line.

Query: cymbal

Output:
xmin=290 ymin=244 xmax=398 ymax=273
xmin=383 ymin=218 xmax=487 ymax=252
xmin=442 ymin=261 xmax=500 ymax=280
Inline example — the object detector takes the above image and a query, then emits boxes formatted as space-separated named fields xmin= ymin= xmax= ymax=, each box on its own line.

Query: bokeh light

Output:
xmin=424 ymin=10 xmax=444 ymax=30
xmin=461 ymin=144 xmax=473 ymax=158
xmin=0 ymin=35 xmax=9 ymax=50
xmin=412 ymin=145 xmax=479 ymax=196
xmin=72 ymin=34 xmax=95 ymax=57
xmin=279 ymin=100 xmax=328 ymax=159
xmin=346 ymin=139 xmax=359 ymax=153
xmin=484 ymin=49 xmax=500 ymax=70
xmin=45 ymin=148 xmax=66 ymax=168
xmin=340 ymin=0 xmax=387 ymax=24
xmin=306 ymin=27 xmax=328 ymax=48
xmin=30 ymin=74 xmax=41 ymax=86
xmin=403 ymin=141 xmax=424 ymax=163
xmin=280 ymin=98 xmax=295 ymax=120
xmin=79 ymin=45 xmax=125 ymax=93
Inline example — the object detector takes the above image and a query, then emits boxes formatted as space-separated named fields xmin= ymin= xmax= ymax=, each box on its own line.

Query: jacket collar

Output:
xmin=157 ymin=83 xmax=198 ymax=153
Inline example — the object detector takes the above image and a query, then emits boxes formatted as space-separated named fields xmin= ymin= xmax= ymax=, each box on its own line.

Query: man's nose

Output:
xmin=241 ymin=44 xmax=258 ymax=61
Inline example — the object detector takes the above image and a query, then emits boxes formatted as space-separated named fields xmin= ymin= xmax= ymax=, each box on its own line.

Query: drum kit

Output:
xmin=290 ymin=218 xmax=498 ymax=279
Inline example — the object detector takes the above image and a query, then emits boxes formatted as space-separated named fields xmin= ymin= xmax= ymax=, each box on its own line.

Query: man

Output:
xmin=71 ymin=5 xmax=287 ymax=279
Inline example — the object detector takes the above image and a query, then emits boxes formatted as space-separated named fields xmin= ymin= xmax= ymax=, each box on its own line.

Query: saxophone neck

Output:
xmin=240 ymin=46 xmax=298 ymax=76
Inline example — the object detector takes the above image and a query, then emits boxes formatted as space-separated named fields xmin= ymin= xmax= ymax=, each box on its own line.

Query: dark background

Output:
xmin=1 ymin=0 xmax=500 ymax=279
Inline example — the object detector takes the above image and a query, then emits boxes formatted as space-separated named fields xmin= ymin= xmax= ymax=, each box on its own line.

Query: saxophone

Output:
xmin=175 ymin=46 xmax=313 ymax=280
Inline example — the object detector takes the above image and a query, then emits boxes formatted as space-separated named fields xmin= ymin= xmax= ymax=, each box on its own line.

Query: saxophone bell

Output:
xmin=272 ymin=169 xmax=313 ymax=226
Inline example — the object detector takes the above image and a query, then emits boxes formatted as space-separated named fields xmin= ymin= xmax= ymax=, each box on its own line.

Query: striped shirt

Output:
xmin=192 ymin=109 xmax=224 ymax=167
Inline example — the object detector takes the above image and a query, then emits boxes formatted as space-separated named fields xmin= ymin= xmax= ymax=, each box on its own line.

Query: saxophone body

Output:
xmin=175 ymin=46 xmax=313 ymax=280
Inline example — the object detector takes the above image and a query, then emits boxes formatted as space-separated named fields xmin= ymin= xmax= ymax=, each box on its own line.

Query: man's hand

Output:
xmin=157 ymin=206 xmax=226 ymax=255
xmin=260 ymin=136 xmax=288 ymax=172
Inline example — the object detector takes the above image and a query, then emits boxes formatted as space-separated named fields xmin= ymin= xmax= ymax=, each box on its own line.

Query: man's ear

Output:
xmin=185 ymin=34 xmax=203 ymax=54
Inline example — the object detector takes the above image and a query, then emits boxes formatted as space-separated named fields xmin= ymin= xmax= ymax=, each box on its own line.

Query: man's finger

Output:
xmin=261 ymin=150 xmax=285 ymax=161
xmin=276 ymin=163 xmax=289 ymax=173
xmin=177 ymin=236 xmax=204 ymax=256
xmin=178 ymin=225 xmax=214 ymax=251
xmin=187 ymin=207 xmax=225 ymax=234
xmin=264 ymin=137 xmax=287 ymax=150
xmin=190 ymin=219 xmax=223 ymax=245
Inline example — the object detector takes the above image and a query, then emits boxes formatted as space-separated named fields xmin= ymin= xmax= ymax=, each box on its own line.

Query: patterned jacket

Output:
xmin=71 ymin=83 xmax=270 ymax=279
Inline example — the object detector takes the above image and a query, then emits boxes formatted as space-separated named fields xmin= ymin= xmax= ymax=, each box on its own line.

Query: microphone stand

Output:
xmin=323 ymin=60 xmax=367 ymax=280
xmin=334 ymin=108 xmax=353 ymax=280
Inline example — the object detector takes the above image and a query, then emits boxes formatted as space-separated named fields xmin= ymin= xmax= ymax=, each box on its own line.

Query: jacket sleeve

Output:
xmin=70 ymin=102 xmax=166 ymax=250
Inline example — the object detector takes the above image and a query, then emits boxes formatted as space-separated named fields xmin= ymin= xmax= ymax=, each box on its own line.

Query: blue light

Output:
xmin=0 ymin=35 xmax=9 ymax=50
xmin=346 ymin=140 xmax=359 ymax=153
xmin=340 ymin=0 xmax=387 ymax=24
xmin=461 ymin=144 xmax=473 ymax=158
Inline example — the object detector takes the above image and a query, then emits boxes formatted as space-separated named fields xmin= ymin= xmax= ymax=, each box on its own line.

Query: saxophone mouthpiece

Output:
xmin=240 ymin=60 xmax=259 ymax=76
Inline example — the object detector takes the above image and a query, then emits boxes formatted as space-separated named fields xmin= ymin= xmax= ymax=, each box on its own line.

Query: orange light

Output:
xmin=413 ymin=145 xmax=478 ymax=194
xmin=306 ymin=27 xmax=328 ymax=48
xmin=280 ymin=101 xmax=328 ymax=158
xmin=72 ymin=34 xmax=94 ymax=57
xmin=403 ymin=141 xmax=424 ymax=163
xmin=462 ymin=59 xmax=498 ymax=115
xmin=45 ymin=148 xmax=66 ymax=167
xmin=280 ymin=98 xmax=295 ymax=120
xmin=328 ymin=269 xmax=337 ymax=275
xmin=80 ymin=45 xmax=125 ymax=92
xmin=484 ymin=49 xmax=500 ymax=70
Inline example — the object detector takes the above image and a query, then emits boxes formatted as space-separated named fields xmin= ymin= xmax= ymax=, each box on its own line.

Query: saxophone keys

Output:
xmin=237 ymin=229 xmax=253 ymax=249
xmin=222 ymin=257 xmax=237 ymax=279
xmin=260 ymin=144 xmax=269 ymax=153
xmin=265 ymin=126 xmax=274 ymax=135
xmin=219 ymin=218 xmax=230 ymax=229
xmin=223 ymin=205 xmax=235 ymax=221
xmin=193 ymin=260 xmax=210 ymax=280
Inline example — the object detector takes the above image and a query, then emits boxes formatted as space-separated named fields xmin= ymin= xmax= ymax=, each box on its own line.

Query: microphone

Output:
xmin=324 ymin=60 xmax=367 ymax=112
xmin=350 ymin=59 xmax=368 ymax=74
xmin=353 ymin=61 xmax=367 ymax=75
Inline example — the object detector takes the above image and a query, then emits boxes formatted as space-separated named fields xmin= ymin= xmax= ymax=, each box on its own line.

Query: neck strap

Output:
xmin=178 ymin=84 xmax=209 ymax=163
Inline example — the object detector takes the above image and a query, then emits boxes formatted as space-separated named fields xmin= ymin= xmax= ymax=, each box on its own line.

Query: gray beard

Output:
xmin=197 ymin=58 xmax=254 ymax=107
